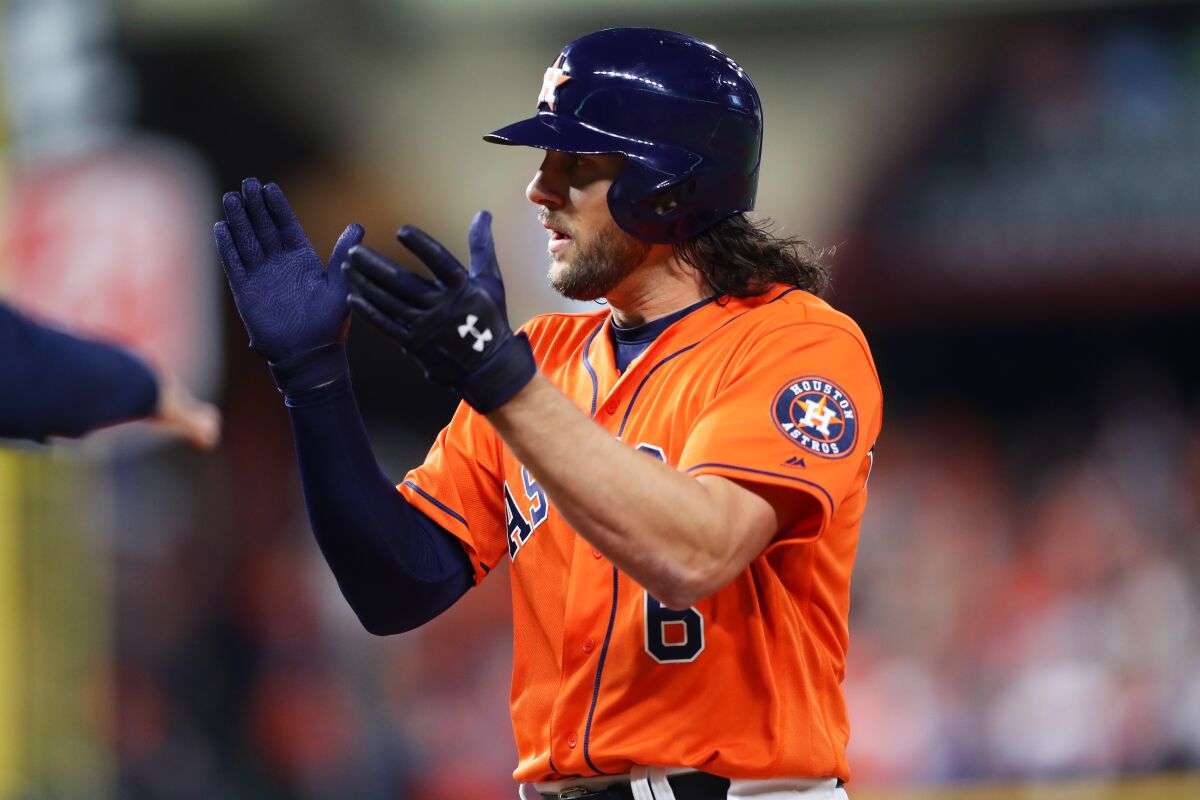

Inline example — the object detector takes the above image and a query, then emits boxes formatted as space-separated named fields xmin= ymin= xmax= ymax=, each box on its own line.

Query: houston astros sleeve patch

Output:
xmin=772 ymin=376 xmax=858 ymax=458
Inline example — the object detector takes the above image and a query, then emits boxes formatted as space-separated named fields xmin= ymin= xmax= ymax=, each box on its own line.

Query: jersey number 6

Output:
xmin=644 ymin=593 xmax=704 ymax=663
xmin=636 ymin=443 xmax=705 ymax=663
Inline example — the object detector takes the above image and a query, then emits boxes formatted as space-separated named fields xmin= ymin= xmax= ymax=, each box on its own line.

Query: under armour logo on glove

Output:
xmin=343 ymin=210 xmax=537 ymax=414
xmin=458 ymin=315 xmax=493 ymax=352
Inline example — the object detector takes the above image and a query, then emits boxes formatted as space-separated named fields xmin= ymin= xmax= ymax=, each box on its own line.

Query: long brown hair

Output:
xmin=673 ymin=214 xmax=832 ymax=298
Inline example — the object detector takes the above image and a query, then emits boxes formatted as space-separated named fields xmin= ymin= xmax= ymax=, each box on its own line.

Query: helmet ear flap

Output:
xmin=650 ymin=179 xmax=696 ymax=217
xmin=612 ymin=184 xmax=682 ymax=244
xmin=608 ymin=170 xmax=699 ymax=244
xmin=611 ymin=169 xmax=740 ymax=244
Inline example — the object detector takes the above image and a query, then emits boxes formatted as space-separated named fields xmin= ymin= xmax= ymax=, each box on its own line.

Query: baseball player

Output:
xmin=216 ymin=28 xmax=880 ymax=799
xmin=0 ymin=300 xmax=220 ymax=448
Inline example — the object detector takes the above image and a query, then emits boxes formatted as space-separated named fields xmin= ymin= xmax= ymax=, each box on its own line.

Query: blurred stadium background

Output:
xmin=3 ymin=0 xmax=1200 ymax=797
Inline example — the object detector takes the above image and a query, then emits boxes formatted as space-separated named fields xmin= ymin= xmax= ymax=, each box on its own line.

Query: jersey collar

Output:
xmin=582 ymin=284 xmax=798 ymax=413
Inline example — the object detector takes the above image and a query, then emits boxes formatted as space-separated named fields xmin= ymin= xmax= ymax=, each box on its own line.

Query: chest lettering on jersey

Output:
xmin=636 ymin=442 xmax=706 ymax=663
xmin=506 ymin=466 xmax=548 ymax=561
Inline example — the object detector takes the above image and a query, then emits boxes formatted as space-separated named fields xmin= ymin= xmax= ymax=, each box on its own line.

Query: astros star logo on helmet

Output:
xmin=537 ymin=54 xmax=571 ymax=110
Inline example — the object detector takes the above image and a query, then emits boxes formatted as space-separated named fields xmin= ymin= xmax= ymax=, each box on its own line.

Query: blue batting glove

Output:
xmin=343 ymin=210 xmax=536 ymax=413
xmin=214 ymin=178 xmax=364 ymax=393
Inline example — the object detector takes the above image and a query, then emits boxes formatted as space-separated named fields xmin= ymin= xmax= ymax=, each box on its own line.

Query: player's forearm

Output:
xmin=486 ymin=372 xmax=764 ymax=608
xmin=285 ymin=375 xmax=473 ymax=633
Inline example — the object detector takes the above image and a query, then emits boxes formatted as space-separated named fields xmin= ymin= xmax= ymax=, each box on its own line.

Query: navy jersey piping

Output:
xmin=684 ymin=462 xmax=835 ymax=510
xmin=615 ymin=296 xmax=779 ymax=436
xmin=400 ymin=480 xmax=469 ymax=527
xmin=617 ymin=343 xmax=701 ymax=436
xmin=581 ymin=321 xmax=604 ymax=416
xmin=582 ymin=566 xmax=620 ymax=775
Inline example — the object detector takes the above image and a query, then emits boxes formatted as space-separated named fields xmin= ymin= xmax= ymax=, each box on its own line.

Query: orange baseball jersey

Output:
xmin=397 ymin=284 xmax=882 ymax=783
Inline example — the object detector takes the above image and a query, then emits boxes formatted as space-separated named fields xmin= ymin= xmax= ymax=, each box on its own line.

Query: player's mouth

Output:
xmin=544 ymin=221 xmax=573 ymax=254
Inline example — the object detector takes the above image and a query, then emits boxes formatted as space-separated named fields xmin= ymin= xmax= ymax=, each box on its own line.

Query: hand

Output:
xmin=343 ymin=211 xmax=536 ymax=413
xmin=214 ymin=178 xmax=364 ymax=390
xmin=151 ymin=372 xmax=222 ymax=450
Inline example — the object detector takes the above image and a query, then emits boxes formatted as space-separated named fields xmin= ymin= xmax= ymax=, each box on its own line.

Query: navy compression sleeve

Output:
xmin=0 ymin=302 xmax=159 ymax=441
xmin=282 ymin=370 xmax=473 ymax=635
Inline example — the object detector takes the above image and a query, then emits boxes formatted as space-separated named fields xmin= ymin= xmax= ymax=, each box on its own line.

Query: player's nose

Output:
xmin=526 ymin=151 xmax=570 ymax=209
xmin=525 ymin=168 xmax=565 ymax=210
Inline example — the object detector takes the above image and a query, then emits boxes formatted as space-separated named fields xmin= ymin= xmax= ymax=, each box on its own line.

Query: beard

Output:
xmin=545 ymin=213 xmax=651 ymax=301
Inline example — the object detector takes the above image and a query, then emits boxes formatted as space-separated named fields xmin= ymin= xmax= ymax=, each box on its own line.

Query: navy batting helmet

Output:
xmin=484 ymin=28 xmax=763 ymax=244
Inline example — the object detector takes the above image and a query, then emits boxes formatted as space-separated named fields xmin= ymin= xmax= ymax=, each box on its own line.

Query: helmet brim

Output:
xmin=484 ymin=113 xmax=697 ymax=187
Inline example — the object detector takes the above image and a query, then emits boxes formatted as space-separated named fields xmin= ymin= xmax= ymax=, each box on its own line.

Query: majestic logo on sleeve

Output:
xmin=772 ymin=376 xmax=858 ymax=458
xmin=538 ymin=54 xmax=571 ymax=110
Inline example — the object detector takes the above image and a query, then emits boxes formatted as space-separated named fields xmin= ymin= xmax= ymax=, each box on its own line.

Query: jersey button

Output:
xmin=592 ymin=548 xmax=603 ymax=559
xmin=582 ymin=638 xmax=595 ymax=654
xmin=567 ymin=733 xmax=578 ymax=748
xmin=603 ymin=399 xmax=618 ymax=414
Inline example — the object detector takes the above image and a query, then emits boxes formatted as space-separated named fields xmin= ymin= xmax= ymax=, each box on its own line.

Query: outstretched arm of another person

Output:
xmin=0 ymin=300 xmax=219 ymax=447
